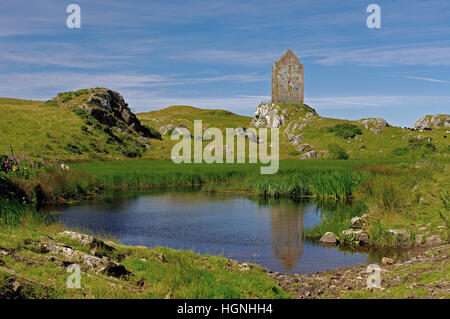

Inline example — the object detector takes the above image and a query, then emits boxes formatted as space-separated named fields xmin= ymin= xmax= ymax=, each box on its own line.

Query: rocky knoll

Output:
xmin=413 ymin=114 xmax=450 ymax=130
xmin=82 ymin=89 xmax=153 ymax=138
xmin=251 ymin=103 xmax=317 ymax=128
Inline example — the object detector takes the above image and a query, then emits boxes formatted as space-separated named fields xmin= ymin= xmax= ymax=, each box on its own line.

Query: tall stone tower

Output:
xmin=271 ymin=50 xmax=304 ymax=104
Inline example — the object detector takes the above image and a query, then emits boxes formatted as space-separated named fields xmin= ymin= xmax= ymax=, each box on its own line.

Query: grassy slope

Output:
xmin=137 ymin=104 xmax=449 ymax=160
xmin=0 ymin=220 xmax=288 ymax=299
xmin=1 ymin=92 xmax=448 ymax=161
xmin=0 ymin=92 xmax=147 ymax=161
xmin=137 ymin=105 xmax=253 ymax=159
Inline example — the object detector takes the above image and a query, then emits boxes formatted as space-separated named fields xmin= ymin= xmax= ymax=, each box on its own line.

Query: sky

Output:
xmin=0 ymin=0 xmax=449 ymax=127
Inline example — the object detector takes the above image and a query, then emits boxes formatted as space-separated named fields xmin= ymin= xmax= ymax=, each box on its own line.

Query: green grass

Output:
xmin=1 ymin=91 xmax=448 ymax=162
xmin=0 ymin=219 xmax=289 ymax=299
xmin=70 ymin=159 xmax=380 ymax=199
xmin=0 ymin=198 xmax=50 ymax=226
xmin=303 ymin=201 xmax=367 ymax=239
xmin=0 ymin=91 xmax=150 ymax=161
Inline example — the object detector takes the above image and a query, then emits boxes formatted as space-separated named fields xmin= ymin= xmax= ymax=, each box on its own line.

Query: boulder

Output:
xmin=301 ymin=150 xmax=321 ymax=159
xmin=341 ymin=229 xmax=369 ymax=245
xmin=359 ymin=118 xmax=389 ymax=134
xmin=413 ymin=114 xmax=450 ymax=130
xmin=381 ymin=257 xmax=394 ymax=265
xmin=350 ymin=217 xmax=364 ymax=229
xmin=424 ymin=235 xmax=443 ymax=247
xmin=320 ymin=232 xmax=337 ymax=244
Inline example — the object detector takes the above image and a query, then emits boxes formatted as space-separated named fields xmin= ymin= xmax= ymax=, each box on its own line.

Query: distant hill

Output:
xmin=0 ymin=89 xmax=448 ymax=161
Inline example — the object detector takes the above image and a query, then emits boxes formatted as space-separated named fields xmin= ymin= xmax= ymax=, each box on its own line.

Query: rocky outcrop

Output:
xmin=80 ymin=89 xmax=153 ymax=138
xmin=301 ymin=150 xmax=327 ymax=159
xmin=251 ymin=103 xmax=317 ymax=128
xmin=358 ymin=118 xmax=389 ymax=134
xmin=251 ymin=103 xmax=290 ymax=128
xmin=413 ymin=114 xmax=450 ymax=130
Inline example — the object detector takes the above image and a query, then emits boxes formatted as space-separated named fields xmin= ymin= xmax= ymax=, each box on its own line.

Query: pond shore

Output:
xmin=1 ymin=223 xmax=448 ymax=299
xmin=270 ymin=243 xmax=449 ymax=299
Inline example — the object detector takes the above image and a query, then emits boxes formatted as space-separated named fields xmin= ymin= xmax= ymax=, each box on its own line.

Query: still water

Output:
xmin=55 ymin=189 xmax=402 ymax=274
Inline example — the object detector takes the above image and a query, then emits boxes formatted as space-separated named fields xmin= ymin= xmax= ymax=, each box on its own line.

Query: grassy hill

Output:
xmin=1 ymin=90 xmax=448 ymax=161
xmin=138 ymin=103 xmax=449 ymax=160
xmin=0 ymin=89 xmax=156 ymax=161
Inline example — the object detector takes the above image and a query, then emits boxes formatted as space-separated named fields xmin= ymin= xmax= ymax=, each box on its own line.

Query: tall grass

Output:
xmin=303 ymin=201 xmax=368 ymax=239
xmin=0 ymin=198 xmax=49 ymax=226
xmin=70 ymin=160 xmax=373 ymax=199
xmin=7 ymin=167 xmax=95 ymax=203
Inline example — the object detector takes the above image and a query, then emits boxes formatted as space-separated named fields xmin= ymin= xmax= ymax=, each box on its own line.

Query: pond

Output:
xmin=54 ymin=189 xmax=406 ymax=274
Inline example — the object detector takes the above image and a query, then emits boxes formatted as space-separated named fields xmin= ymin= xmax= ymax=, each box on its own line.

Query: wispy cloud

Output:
xmin=313 ymin=44 xmax=450 ymax=66
xmin=404 ymin=76 xmax=450 ymax=83
xmin=169 ymin=49 xmax=279 ymax=66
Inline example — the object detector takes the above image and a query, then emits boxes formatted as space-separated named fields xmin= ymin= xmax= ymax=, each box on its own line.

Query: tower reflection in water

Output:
xmin=270 ymin=202 xmax=305 ymax=270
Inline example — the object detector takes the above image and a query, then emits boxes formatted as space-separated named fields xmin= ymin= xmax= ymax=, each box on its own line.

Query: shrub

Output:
xmin=327 ymin=124 xmax=362 ymax=139
xmin=65 ymin=142 xmax=87 ymax=154
xmin=392 ymin=147 xmax=409 ymax=156
xmin=408 ymin=137 xmax=436 ymax=152
xmin=144 ymin=125 xmax=162 ymax=140
xmin=45 ymin=100 xmax=58 ymax=106
xmin=328 ymin=143 xmax=349 ymax=160
xmin=122 ymin=146 xmax=143 ymax=158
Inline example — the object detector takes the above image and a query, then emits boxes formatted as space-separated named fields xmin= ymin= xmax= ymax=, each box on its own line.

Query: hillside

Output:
xmin=0 ymin=89 xmax=160 ymax=161
xmin=138 ymin=102 xmax=449 ymax=160
xmin=1 ymin=89 xmax=448 ymax=161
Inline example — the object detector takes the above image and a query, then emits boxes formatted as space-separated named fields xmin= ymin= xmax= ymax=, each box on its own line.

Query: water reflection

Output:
xmin=270 ymin=202 xmax=304 ymax=269
xmin=53 ymin=189 xmax=409 ymax=274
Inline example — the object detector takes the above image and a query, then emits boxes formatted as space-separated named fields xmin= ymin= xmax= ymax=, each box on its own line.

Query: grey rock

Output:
xmin=301 ymin=150 xmax=321 ymax=159
xmin=86 ymin=89 xmax=151 ymax=138
xmin=320 ymin=232 xmax=337 ymax=243
xmin=359 ymin=118 xmax=389 ymax=134
xmin=424 ymin=235 xmax=443 ymax=247
xmin=413 ymin=114 xmax=450 ymax=130
xmin=350 ymin=217 xmax=364 ymax=229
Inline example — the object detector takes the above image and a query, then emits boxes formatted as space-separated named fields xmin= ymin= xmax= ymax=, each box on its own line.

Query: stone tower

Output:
xmin=271 ymin=50 xmax=304 ymax=104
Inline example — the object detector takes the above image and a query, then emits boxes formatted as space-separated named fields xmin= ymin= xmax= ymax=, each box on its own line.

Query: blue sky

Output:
xmin=0 ymin=0 xmax=449 ymax=127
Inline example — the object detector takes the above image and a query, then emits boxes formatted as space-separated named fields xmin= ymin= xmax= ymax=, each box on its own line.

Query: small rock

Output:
xmin=381 ymin=257 xmax=394 ymax=265
xmin=414 ymin=234 xmax=425 ymax=246
xmin=320 ymin=232 xmax=337 ymax=244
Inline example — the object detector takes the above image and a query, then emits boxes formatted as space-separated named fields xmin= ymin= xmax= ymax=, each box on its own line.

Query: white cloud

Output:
xmin=313 ymin=44 xmax=450 ymax=66
xmin=404 ymin=76 xmax=450 ymax=83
